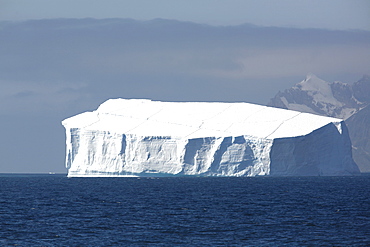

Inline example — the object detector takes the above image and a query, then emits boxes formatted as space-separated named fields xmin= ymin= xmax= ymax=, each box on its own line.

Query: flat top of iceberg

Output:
xmin=62 ymin=98 xmax=343 ymax=139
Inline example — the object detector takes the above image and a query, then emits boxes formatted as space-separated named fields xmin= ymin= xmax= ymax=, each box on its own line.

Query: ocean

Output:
xmin=0 ymin=175 xmax=369 ymax=246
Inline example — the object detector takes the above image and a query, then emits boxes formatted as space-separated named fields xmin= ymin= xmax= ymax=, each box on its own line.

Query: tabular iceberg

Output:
xmin=62 ymin=99 xmax=360 ymax=177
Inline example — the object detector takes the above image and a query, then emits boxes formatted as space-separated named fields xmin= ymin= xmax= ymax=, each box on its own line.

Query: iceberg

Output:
xmin=62 ymin=99 xmax=360 ymax=177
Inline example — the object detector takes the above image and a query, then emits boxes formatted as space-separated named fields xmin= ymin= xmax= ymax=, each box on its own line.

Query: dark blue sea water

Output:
xmin=0 ymin=175 xmax=369 ymax=246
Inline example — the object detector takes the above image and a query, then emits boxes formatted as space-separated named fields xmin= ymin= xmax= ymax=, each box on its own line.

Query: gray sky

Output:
xmin=0 ymin=1 xmax=369 ymax=173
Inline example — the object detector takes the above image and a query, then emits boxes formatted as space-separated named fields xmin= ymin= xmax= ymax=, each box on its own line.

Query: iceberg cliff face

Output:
xmin=62 ymin=99 xmax=359 ymax=177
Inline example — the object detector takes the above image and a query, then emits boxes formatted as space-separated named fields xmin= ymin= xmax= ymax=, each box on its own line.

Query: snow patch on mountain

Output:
xmin=298 ymin=73 xmax=342 ymax=107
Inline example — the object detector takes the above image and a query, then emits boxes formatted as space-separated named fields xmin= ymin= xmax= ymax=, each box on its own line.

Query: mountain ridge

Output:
xmin=269 ymin=74 xmax=369 ymax=119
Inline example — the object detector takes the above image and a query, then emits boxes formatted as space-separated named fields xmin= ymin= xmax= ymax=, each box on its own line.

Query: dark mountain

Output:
xmin=353 ymin=75 xmax=370 ymax=103
xmin=346 ymin=105 xmax=370 ymax=172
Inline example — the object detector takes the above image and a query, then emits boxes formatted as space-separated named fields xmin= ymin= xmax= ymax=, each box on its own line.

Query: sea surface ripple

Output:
xmin=0 ymin=175 xmax=369 ymax=246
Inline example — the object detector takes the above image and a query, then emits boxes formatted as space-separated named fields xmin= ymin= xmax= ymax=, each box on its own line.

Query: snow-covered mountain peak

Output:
xmin=295 ymin=74 xmax=342 ymax=109
xmin=297 ymin=73 xmax=330 ymax=92
xmin=304 ymin=72 xmax=320 ymax=81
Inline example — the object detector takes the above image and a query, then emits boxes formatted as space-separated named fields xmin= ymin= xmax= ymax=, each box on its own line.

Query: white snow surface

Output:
xmin=63 ymin=98 xmax=342 ymax=139
xmin=62 ymin=99 xmax=359 ymax=177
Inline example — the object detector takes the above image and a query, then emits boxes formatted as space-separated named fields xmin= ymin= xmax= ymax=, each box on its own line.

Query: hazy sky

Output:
xmin=0 ymin=1 xmax=369 ymax=173
xmin=1 ymin=0 xmax=370 ymax=30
